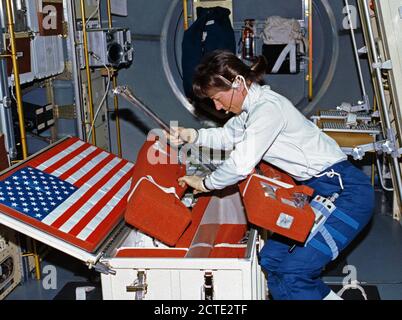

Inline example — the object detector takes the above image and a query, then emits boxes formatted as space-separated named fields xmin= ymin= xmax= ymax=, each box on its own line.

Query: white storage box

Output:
xmin=100 ymin=191 xmax=266 ymax=300
xmin=31 ymin=35 xmax=65 ymax=80
xmin=100 ymin=229 xmax=265 ymax=300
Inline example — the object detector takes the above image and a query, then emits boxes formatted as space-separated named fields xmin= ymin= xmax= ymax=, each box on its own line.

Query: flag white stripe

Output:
xmin=41 ymin=157 xmax=123 ymax=225
xmin=77 ymin=179 xmax=132 ymax=241
xmin=59 ymin=162 xmax=133 ymax=233
xmin=65 ymin=151 xmax=109 ymax=184
xmin=36 ymin=140 xmax=85 ymax=171
xmin=51 ymin=146 xmax=98 ymax=178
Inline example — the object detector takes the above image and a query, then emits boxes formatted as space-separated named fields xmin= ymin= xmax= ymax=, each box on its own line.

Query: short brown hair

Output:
xmin=192 ymin=50 xmax=267 ymax=99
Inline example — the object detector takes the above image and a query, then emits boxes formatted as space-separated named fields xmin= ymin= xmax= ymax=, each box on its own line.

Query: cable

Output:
xmin=376 ymin=157 xmax=394 ymax=191
xmin=10 ymin=78 xmax=16 ymax=102
xmin=87 ymin=55 xmax=112 ymax=143
xmin=174 ymin=9 xmax=184 ymax=80
xmin=85 ymin=0 xmax=100 ymax=29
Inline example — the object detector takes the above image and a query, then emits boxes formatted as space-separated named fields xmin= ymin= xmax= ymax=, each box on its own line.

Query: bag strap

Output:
xmin=242 ymin=173 xmax=293 ymax=198
xmin=271 ymin=43 xmax=297 ymax=73
xmin=128 ymin=175 xmax=180 ymax=202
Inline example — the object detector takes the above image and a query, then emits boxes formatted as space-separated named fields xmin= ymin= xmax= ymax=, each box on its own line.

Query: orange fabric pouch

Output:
xmin=125 ymin=178 xmax=192 ymax=246
xmin=239 ymin=164 xmax=315 ymax=243
xmin=125 ymin=138 xmax=190 ymax=246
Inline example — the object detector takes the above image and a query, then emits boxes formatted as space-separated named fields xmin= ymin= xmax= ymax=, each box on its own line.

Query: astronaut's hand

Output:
xmin=178 ymin=175 xmax=210 ymax=194
xmin=163 ymin=127 xmax=198 ymax=146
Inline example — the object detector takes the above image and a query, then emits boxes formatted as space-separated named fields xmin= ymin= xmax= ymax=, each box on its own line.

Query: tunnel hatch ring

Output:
xmin=161 ymin=0 xmax=339 ymax=118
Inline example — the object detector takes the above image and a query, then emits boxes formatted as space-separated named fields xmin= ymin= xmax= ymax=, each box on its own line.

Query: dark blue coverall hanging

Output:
xmin=182 ymin=6 xmax=236 ymax=100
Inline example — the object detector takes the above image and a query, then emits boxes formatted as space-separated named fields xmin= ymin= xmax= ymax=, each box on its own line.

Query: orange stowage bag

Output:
xmin=125 ymin=138 xmax=191 ymax=246
xmin=239 ymin=164 xmax=316 ymax=243
xmin=125 ymin=178 xmax=191 ymax=246
xmin=131 ymin=139 xmax=187 ymax=198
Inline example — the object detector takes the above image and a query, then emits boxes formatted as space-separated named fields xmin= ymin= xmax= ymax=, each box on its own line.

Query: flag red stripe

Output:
xmin=85 ymin=191 xmax=129 ymax=244
xmin=58 ymin=148 xmax=104 ymax=181
xmin=69 ymin=169 xmax=133 ymax=236
xmin=28 ymin=137 xmax=80 ymax=169
xmin=50 ymin=160 xmax=127 ymax=229
xmin=43 ymin=143 xmax=90 ymax=174
xmin=74 ymin=154 xmax=115 ymax=188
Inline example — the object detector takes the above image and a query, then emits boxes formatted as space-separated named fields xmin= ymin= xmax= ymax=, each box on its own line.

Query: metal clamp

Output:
xmin=203 ymin=271 xmax=214 ymax=300
xmin=336 ymin=97 xmax=370 ymax=113
xmin=342 ymin=137 xmax=402 ymax=161
xmin=89 ymin=261 xmax=116 ymax=275
xmin=1 ymin=96 xmax=11 ymax=108
xmin=126 ymin=270 xmax=148 ymax=300
xmin=372 ymin=59 xmax=393 ymax=70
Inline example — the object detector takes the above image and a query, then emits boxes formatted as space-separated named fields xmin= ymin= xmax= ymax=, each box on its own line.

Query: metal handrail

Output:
xmin=106 ymin=0 xmax=123 ymax=157
xmin=4 ymin=0 xmax=28 ymax=159
xmin=79 ymin=0 xmax=96 ymax=145
xmin=357 ymin=0 xmax=402 ymax=212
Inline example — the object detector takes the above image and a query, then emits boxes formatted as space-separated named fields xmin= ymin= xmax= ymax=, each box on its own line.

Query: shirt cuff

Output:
xmin=203 ymin=176 xmax=214 ymax=191
xmin=192 ymin=129 xmax=199 ymax=144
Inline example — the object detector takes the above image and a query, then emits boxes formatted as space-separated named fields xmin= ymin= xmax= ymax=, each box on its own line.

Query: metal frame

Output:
xmin=0 ymin=17 xmax=16 ymax=159
xmin=64 ymin=0 xmax=86 ymax=140
xmin=3 ymin=0 xmax=28 ymax=159
xmin=357 ymin=0 xmax=402 ymax=218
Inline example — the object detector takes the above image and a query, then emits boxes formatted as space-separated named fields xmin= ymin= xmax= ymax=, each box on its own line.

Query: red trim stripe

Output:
xmin=0 ymin=138 xmax=130 ymax=253
xmin=0 ymin=203 xmax=96 ymax=252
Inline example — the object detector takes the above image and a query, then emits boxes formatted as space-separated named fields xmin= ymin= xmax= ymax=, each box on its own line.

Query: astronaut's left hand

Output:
xmin=178 ymin=175 xmax=210 ymax=194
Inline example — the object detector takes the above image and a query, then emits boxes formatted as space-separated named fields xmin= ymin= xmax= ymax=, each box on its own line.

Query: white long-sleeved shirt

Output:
xmin=195 ymin=83 xmax=347 ymax=190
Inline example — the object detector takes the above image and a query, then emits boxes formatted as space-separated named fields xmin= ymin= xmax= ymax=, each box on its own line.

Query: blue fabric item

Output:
xmin=319 ymin=226 xmax=339 ymax=260
xmin=332 ymin=208 xmax=360 ymax=230
xmin=181 ymin=6 xmax=236 ymax=99
xmin=325 ymin=225 xmax=347 ymax=245
xmin=259 ymin=160 xmax=375 ymax=300
xmin=308 ymin=199 xmax=359 ymax=257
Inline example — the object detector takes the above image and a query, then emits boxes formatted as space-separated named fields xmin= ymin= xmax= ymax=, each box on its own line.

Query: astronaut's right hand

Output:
xmin=163 ymin=127 xmax=198 ymax=146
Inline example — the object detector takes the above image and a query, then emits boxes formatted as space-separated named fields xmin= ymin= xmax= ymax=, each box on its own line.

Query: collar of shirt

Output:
xmin=241 ymin=83 xmax=264 ymax=113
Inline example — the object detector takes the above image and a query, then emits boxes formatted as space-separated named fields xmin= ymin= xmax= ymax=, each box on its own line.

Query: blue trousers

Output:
xmin=258 ymin=160 xmax=375 ymax=300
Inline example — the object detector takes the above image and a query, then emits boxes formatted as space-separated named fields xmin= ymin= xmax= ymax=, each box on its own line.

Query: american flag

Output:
xmin=0 ymin=137 xmax=134 ymax=252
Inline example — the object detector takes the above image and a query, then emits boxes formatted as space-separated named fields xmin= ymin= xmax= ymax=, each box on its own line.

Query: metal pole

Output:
xmin=65 ymin=0 xmax=85 ymax=140
xmin=79 ymin=0 xmax=96 ymax=145
xmin=345 ymin=0 xmax=368 ymax=99
xmin=0 ymin=9 xmax=16 ymax=159
xmin=113 ymin=86 xmax=217 ymax=172
xmin=308 ymin=0 xmax=313 ymax=101
xmin=46 ymin=79 xmax=58 ymax=143
xmin=360 ymin=0 xmax=402 ymax=206
xmin=106 ymin=0 xmax=122 ymax=157
xmin=182 ymin=0 xmax=189 ymax=30
xmin=5 ymin=0 xmax=28 ymax=159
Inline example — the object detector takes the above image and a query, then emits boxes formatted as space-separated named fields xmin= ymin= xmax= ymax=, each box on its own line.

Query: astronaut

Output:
xmin=165 ymin=50 xmax=374 ymax=300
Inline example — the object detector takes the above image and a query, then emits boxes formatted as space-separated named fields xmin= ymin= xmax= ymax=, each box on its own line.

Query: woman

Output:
xmin=166 ymin=50 xmax=374 ymax=300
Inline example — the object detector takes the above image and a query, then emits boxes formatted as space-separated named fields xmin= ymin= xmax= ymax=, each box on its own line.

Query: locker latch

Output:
xmin=126 ymin=270 xmax=148 ymax=300
xmin=203 ymin=271 xmax=214 ymax=300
